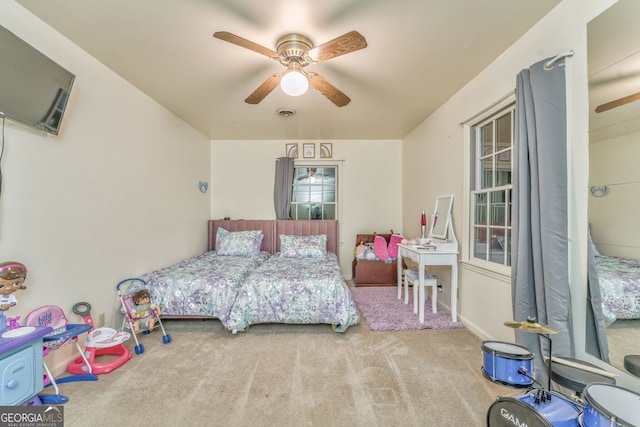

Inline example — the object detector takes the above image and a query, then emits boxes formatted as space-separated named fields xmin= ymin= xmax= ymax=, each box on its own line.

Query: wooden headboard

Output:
xmin=208 ymin=220 xmax=339 ymax=255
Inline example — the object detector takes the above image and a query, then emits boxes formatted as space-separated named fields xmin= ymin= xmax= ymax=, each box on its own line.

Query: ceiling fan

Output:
xmin=213 ymin=30 xmax=367 ymax=107
xmin=595 ymin=91 xmax=640 ymax=113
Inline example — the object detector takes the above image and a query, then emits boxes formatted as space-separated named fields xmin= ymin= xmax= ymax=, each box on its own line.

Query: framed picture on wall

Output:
xmin=303 ymin=143 xmax=315 ymax=158
xmin=320 ymin=143 xmax=332 ymax=158
xmin=286 ymin=143 xmax=298 ymax=158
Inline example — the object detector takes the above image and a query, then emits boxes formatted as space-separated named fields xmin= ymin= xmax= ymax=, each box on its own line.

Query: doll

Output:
xmin=129 ymin=289 xmax=160 ymax=333
xmin=354 ymin=241 xmax=366 ymax=259
xmin=0 ymin=262 xmax=28 ymax=331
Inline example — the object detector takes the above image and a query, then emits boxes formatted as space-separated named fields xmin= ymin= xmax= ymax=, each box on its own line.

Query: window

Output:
xmin=290 ymin=166 xmax=337 ymax=220
xmin=469 ymin=104 xmax=514 ymax=267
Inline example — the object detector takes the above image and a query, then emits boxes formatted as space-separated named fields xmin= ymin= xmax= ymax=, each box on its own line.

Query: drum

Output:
xmin=487 ymin=390 xmax=581 ymax=427
xmin=581 ymin=383 xmax=640 ymax=427
xmin=482 ymin=341 xmax=534 ymax=388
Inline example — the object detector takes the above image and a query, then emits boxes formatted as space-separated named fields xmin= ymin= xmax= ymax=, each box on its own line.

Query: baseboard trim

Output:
xmin=353 ymin=283 xmax=397 ymax=287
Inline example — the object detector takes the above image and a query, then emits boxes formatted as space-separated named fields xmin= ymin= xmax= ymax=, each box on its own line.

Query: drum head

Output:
xmin=583 ymin=383 xmax=640 ymax=427
xmin=482 ymin=341 xmax=534 ymax=359
xmin=487 ymin=396 xmax=553 ymax=427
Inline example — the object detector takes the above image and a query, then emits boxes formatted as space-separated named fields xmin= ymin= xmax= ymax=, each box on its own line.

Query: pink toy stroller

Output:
xmin=117 ymin=278 xmax=171 ymax=354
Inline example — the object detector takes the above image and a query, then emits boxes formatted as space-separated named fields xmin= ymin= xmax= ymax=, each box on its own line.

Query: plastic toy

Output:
xmin=25 ymin=305 xmax=98 ymax=404
xmin=66 ymin=302 xmax=131 ymax=375
xmin=118 ymin=278 xmax=171 ymax=355
xmin=7 ymin=316 xmax=20 ymax=330
xmin=0 ymin=262 xmax=28 ymax=332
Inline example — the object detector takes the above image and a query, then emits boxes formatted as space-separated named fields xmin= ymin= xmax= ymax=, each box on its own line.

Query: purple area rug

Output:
xmin=350 ymin=286 xmax=464 ymax=332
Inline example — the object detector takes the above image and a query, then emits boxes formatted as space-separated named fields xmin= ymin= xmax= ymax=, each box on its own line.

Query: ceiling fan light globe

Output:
xmin=280 ymin=71 xmax=309 ymax=96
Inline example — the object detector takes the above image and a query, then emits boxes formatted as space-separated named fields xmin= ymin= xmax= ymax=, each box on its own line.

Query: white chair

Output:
xmin=403 ymin=269 xmax=438 ymax=323
xmin=399 ymin=269 xmax=416 ymax=303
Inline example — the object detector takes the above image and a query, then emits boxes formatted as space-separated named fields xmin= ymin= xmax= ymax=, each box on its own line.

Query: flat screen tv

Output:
xmin=0 ymin=24 xmax=75 ymax=135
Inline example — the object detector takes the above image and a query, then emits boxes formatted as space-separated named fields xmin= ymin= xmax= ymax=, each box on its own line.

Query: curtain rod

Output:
xmin=544 ymin=50 xmax=574 ymax=70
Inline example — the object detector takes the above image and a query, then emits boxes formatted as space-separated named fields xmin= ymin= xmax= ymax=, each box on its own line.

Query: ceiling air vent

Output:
xmin=277 ymin=108 xmax=296 ymax=118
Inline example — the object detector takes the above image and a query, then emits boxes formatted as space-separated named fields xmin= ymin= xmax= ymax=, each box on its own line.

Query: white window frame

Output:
xmin=291 ymin=160 xmax=343 ymax=221
xmin=461 ymin=93 xmax=515 ymax=276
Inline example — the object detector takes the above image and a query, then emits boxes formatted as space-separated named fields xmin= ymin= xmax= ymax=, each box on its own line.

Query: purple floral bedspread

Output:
xmin=140 ymin=251 xmax=270 ymax=319
xmin=596 ymin=255 xmax=640 ymax=323
xmin=226 ymin=252 xmax=360 ymax=333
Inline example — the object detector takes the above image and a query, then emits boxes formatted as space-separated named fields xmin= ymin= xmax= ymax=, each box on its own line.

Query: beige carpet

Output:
xmin=51 ymin=317 xmax=511 ymax=426
xmin=606 ymin=318 xmax=640 ymax=372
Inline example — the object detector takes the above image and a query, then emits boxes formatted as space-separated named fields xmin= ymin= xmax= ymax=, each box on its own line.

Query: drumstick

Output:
xmin=547 ymin=356 xmax=618 ymax=379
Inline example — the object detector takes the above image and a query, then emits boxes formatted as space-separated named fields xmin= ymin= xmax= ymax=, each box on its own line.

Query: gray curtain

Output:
xmin=274 ymin=157 xmax=294 ymax=220
xmin=512 ymin=57 xmax=574 ymax=385
xmin=586 ymin=232 xmax=610 ymax=361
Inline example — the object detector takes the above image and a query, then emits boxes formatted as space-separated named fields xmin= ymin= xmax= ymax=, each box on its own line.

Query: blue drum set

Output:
xmin=483 ymin=318 xmax=640 ymax=427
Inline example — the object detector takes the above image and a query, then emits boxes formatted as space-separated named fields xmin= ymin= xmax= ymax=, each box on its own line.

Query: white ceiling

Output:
xmin=16 ymin=0 xmax=562 ymax=140
xmin=587 ymin=0 xmax=640 ymax=143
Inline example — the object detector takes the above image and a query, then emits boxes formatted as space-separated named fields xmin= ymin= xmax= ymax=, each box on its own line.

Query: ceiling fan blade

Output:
xmin=245 ymin=74 xmax=282 ymax=104
xmin=307 ymin=31 xmax=367 ymax=63
xmin=595 ymin=91 xmax=640 ymax=113
xmin=308 ymin=73 xmax=351 ymax=107
xmin=213 ymin=31 xmax=279 ymax=60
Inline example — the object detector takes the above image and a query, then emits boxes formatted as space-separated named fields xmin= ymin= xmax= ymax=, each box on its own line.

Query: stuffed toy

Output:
xmin=374 ymin=235 xmax=390 ymax=260
xmin=355 ymin=243 xmax=378 ymax=260
xmin=363 ymin=247 xmax=377 ymax=260
xmin=355 ymin=231 xmax=405 ymax=262
xmin=387 ymin=234 xmax=404 ymax=259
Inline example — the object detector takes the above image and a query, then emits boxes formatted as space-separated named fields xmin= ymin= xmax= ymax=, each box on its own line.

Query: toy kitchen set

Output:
xmin=0 ymin=324 xmax=52 ymax=406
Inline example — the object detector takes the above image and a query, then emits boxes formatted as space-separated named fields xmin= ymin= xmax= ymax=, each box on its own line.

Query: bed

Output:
xmin=595 ymin=254 xmax=640 ymax=324
xmin=140 ymin=220 xmax=275 ymax=321
xmin=140 ymin=219 xmax=359 ymax=333
xmin=225 ymin=220 xmax=360 ymax=333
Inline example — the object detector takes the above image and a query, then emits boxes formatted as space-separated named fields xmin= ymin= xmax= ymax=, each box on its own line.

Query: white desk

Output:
xmin=397 ymin=244 xmax=458 ymax=322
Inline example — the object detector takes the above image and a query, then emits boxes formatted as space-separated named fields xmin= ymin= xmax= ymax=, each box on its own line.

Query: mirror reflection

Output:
xmin=587 ymin=0 xmax=640 ymax=374
xmin=429 ymin=194 xmax=453 ymax=239
xmin=291 ymin=166 xmax=337 ymax=220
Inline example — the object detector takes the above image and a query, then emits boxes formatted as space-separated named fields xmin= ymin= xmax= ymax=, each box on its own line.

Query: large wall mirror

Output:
xmin=587 ymin=0 xmax=640 ymax=376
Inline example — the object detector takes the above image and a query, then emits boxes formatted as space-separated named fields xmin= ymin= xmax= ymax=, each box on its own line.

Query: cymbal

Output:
xmin=504 ymin=319 xmax=559 ymax=335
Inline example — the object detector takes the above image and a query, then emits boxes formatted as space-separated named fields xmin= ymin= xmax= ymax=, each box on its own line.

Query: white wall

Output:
xmin=0 ymin=2 xmax=211 ymax=372
xmin=589 ymin=129 xmax=640 ymax=259
xmin=211 ymin=139 xmax=402 ymax=274
xmin=402 ymin=0 xmax=619 ymax=353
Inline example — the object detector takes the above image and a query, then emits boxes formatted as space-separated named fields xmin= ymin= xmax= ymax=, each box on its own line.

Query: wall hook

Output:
xmin=198 ymin=181 xmax=208 ymax=193
xmin=590 ymin=185 xmax=609 ymax=197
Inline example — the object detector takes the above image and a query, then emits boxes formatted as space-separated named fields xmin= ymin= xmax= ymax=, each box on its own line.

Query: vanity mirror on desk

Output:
xmin=397 ymin=194 xmax=459 ymax=322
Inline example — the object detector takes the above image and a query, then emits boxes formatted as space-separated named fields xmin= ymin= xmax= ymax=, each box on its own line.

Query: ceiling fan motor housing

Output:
xmin=277 ymin=34 xmax=314 ymax=66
